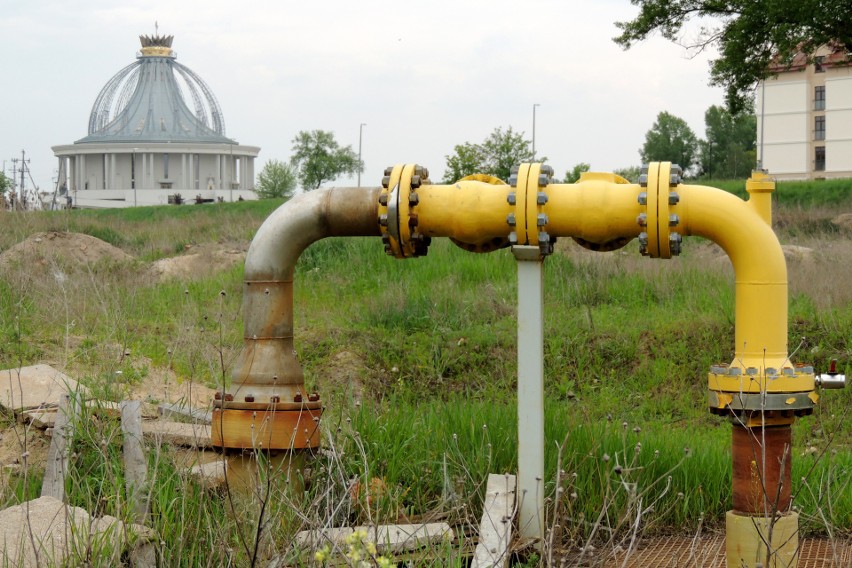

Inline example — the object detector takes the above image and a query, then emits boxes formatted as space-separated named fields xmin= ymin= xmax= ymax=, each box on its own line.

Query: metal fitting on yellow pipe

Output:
xmin=746 ymin=170 xmax=775 ymax=226
xmin=417 ymin=178 xmax=513 ymax=251
xmin=545 ymin=171 xmax=642 ymax=250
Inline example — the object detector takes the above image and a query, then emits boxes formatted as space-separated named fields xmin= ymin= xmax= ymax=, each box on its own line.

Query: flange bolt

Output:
xmin=638 ymin=192 xmax=648 ymax=206
xmin=638 ymin=232 xmax=649 ymax=256
xmin=669 ymin=232 xmax=683 ymax=256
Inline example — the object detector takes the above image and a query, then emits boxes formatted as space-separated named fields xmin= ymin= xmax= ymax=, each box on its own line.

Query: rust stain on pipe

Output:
xmin=732 ymin=424 xmax=792 ymax=515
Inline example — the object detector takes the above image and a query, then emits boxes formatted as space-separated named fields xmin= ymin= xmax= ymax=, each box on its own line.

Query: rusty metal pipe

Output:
xmin=214 ymin=187 xmax=381 ymax=449
xmin=732 ymin=424 xmax=792 ymax=515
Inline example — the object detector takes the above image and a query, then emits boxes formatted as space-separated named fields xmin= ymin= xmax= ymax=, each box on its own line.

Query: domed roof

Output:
xmin=76 ymin=34 xmax=236 ymax=145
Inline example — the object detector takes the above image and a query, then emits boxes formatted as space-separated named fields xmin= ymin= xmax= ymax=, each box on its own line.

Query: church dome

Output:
xmin=77 ymin=34 xmax=235 ymax=145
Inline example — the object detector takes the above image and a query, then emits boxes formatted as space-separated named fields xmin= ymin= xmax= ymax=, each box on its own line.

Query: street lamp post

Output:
xmin=358 ymin=123 xmax=366 ymax=187
xmin=532 ymin=104 xmax=540 ymax=160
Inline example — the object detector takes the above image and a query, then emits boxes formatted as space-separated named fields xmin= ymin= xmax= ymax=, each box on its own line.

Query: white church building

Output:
xmin=52 ymin=34 xmax=260 ymax=208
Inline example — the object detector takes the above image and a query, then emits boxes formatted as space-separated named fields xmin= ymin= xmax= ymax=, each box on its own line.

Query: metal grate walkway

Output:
xmin=613 ymin=536 xmax=851 ymax=567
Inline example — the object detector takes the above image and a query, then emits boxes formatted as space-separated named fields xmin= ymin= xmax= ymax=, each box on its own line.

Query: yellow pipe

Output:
xmin=545 ymin=176 xmax=643 ymax=243
xmin=676 ymin=183 xmax=788 ymax=371
xmin=410 ymin=163 xmax=794 ymax=382
xmin=416 ymin=182 xmax=513 ymax=244
xmin=416 ymin=175 xmax=645 ymax=247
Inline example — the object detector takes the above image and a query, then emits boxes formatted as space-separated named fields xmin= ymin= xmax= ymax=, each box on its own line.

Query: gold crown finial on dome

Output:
xmin=139 ymin=27 xmax=174 ymax=57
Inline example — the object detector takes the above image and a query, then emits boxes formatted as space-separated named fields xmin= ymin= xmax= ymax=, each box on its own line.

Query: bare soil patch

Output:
xmin=148 ymin=243 xmax=246 ymax=281
xmin=0 ymin=231 xmax=134 ymax=271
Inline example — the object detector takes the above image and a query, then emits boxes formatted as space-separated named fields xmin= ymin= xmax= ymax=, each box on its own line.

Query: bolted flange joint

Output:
xmin=377 ymin=164 xmax=432 ymax=259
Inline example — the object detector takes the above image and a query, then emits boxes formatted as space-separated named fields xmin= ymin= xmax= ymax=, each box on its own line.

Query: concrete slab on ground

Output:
xmin=189 ymin=459 xmax=228 ymax=488
xmin=0 ymin=496 xmax=155 ymax=567
xmin=296 ymin=523 xmax=454 ymax=554
xmin=472 ymin=473 xmax=516 ymax=568
xmin=0 ymin=364 xmax=81 ymax=411
xmin=141 ymin=420 xmax=212 ymax=448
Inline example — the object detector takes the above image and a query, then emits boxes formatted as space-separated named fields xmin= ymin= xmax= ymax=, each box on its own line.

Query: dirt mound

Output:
xmin=0 ymin=231 xmax=134 ymax=270
xmin=832 ymin=213 xmax=852 ymax=231
xmin=782 ymin=244 xmax=814 ymax=262
xmin=149 ymin=244 xmax=246 ymax=281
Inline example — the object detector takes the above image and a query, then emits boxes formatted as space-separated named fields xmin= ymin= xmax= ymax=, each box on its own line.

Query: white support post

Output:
xmin=512 ymin=245 xmax=545 ymax=542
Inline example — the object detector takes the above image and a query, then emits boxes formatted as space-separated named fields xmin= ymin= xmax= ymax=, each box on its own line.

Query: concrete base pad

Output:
xmin=726 ymin=510 xmax=798 ymax=568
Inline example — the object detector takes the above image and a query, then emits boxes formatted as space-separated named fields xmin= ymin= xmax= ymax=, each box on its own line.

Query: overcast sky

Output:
xmin=1 ymin=0 xmax=728 ymax=193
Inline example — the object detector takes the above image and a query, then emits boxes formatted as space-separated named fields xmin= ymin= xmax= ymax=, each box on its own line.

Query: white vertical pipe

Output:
xmin=514 ymin=245 xmax=545 ymax=541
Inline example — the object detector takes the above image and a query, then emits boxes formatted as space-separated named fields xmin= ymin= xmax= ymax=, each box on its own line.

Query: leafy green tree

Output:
xmin=442 ymin=126 xmax=541 ymax=183
xmin=613 ymin=0 xmax=852 ymax=112
xmin=640 ymin=112 xmax=698 ymax=172
xmin=255 ymin=159 xmax=297 ymax=199
xmin=290 ymin=130 xmax=363 ymax=190
xmin=564 ymin=162 xmax=590 ymax=183
xmin=442 ymin=142 xmax=485 ymax=183
xmin=481 ymin=127 xmax=538 ymax=182
xmin=699 ymin=105 xmax=756 ymax=179
xmin=0 ymin=172 xmax=11 ymax=197
xmin=613 ymin=166 xmax=643 ymax=182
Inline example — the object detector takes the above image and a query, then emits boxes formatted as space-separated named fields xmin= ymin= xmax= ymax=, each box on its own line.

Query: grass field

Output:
xmin=0 ymin=178 xmax=850 ymax=566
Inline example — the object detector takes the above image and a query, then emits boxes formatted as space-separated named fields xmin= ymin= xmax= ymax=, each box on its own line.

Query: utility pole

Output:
xmin=358 ymin=123 xmax=366 ymax=188
xmin=532 ymin=104 xmax=540 ymax=160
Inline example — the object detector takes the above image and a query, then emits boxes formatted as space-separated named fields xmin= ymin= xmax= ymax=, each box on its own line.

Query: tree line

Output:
xmin=257 ymin=103 xmax=755 ymax=201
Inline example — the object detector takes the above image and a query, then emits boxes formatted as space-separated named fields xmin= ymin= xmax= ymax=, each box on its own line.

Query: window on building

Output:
xmin=815 ymin=146 xmax=825 ymax=171
xmin=815 ymin=116 xmax=825 ymax=140
xmin=815 ymin=56 xmax=825 ymax=73
xmin=815 ymin=86 xmax=825 ymax=110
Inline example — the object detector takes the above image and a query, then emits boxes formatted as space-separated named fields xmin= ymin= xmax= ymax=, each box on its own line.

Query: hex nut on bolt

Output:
xmin=638 ymin=192 xmax=648 ymax=205
xmin=669 ymin=192 xmax=680 ymax=205
xmin=537 ymin=192 xmax=548 ymax=205
xmin=637 ymin=213 xmax=647 ymax=227
xmin=507 ymin=213 xmax=516 ymax=226
xmin=669 ymin=214 xmax=680 ymax=227
xmin=507 ymin=192 xmax=516 ymax=205
xmin=669 ymin=232 xmax=682 ymax=255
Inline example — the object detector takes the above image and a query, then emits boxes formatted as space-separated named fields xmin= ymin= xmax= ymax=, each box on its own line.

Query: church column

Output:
xmin=141 ymin=153 xmax=147 ymax=189
xmin=216 ymin=155 xmax=222 ymax=189
xmin=72 ymin=156 xmax=78 ymax=192
xmin=110 ymin=153 xmax=117 ymax=189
